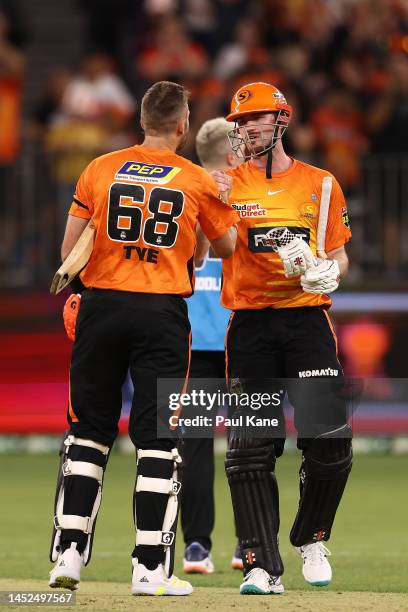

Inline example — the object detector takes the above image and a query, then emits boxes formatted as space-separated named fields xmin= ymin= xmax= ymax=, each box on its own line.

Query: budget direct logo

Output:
xmin=115 ymin=161 xmax=181 ymax=184
xmin=232 ymin=202 xmax=267 ymax=218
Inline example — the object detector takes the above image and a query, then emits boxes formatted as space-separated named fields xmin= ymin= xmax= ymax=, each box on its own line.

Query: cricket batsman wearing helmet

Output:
xmin=211 ymin=82 xmax=352 ymax=594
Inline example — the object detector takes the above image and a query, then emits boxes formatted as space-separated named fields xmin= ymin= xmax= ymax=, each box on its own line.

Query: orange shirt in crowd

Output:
xmin=221 ymin=158 xmax=351 ymax=310
xmin=69 ymin=145 xmax=238 ymax=296
xmin=312 ymin=106 xmax=365 ymax=189
xmin=0 ymin=77 xmax=22 ymax=163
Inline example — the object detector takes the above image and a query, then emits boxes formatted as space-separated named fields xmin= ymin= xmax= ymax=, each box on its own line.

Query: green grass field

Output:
xmin=1 ymin=451 xmax=407 ymax=611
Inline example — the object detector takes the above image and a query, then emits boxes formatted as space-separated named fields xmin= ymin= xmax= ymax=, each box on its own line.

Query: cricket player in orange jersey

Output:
xmin=211 ymin=82 xmax=352 ymax=595
xmin=49 ymin=81 xmax=238 ymax=596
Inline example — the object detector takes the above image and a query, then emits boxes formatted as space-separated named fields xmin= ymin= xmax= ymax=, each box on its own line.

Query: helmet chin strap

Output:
xmin=266 ymin=147 xmax=273 ymax=179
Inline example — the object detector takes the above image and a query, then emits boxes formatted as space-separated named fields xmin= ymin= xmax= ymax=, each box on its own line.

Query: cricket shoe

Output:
xmin=183 ymin=542 xmax=214 ymax=574
xmin=131 ymin=559 xmax=193 ymax=596
xmin=231 ymin=542 xmax=243 ymax=570
xmin=240 ymin=568 xmax=284 ymax=595
xmin=295 ymin=542 xmax=332 ymax=586
xmin=49 ymin=542 xmax=83 ymax=591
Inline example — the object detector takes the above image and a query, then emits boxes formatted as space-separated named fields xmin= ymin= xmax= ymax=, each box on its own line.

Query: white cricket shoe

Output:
xmin=131 ymin=559 xmax=193 ymax=596
xmin=295 ymin=542 xmax=332 ymax=586
xmin=240 ymin=567 xmax=284 ymax=595
xmin=49 ymin=542 xmax=83 ymax=591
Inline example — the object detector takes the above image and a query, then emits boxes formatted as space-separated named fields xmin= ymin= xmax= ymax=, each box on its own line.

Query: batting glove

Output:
xmin=277 ymin=236 xmax=316 ymax=277
xmin=63 ymin=293 xmax=81 ymax=341
xmin=300 ymin=258 xmax=340 ymax=294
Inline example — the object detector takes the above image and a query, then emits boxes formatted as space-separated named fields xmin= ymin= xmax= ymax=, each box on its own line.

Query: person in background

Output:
xmin=0 ymin=9 xmax=24 ymax=267
xmin=46 ymin=53 xmax=135 ymax=243
xmin=181 ymin=117 xmax=243 ymax=574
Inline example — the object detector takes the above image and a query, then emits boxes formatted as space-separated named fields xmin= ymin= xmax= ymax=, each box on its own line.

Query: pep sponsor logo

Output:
xmin=116 ymin=161 xmax=181 ymax=184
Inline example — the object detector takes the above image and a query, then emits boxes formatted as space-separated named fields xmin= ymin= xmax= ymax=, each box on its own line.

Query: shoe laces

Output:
xmin=302 ymin=542 xmax=331 ymax=565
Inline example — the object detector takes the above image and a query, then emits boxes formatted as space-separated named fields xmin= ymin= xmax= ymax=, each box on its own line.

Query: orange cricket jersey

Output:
xmin=69 ymin=145 xmax=238 ymax=295
xmin=221 ymin=158 xmax=351 ymax=310
xmin=0 ymin=78 xmax=22 ymax=163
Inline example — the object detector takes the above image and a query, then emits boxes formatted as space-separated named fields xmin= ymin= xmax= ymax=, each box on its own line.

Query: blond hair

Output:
xmin=195 ymin=117 xmax=234 ymax=169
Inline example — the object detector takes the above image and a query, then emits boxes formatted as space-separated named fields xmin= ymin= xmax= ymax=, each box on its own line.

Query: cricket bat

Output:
xmin=316 ymin=176 xmax=332 ymax=260
xmin=50 ymin=220 xmax=95 ymax=295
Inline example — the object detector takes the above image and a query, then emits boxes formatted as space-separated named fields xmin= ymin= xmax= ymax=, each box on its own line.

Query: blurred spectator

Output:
xmin=311 ymin=88 xmax=367 ymax=195
xmin=277 ymin=43 xmax=311 ymax=85
xmin=365 ymin=52 xmax=408 ymax=275
xmin=2 ymin=0 xmax=408 ymax=285
xmin=181 ymin=0 xmax=219 ymax=57
xmin=0 ymin=9 xmax=24 ymax=267
xmin=339 ymin=318 xmax=391 ymax=377
xmin=78 ymin=0 xmax=139 ymax=56
xmin=145 ymin=0 xmax=178 ymax=13
xmin=0 ymin=0 xmax=28 ymax=48
xmin=45 ymin=53 xmax=135 ymax=242
xmin=30 ymin=69 xmax=73 ymax=141
xmin=367 ymin=53 xmax=408 ymax=155
xmin=213 ymin=16 xmax=264 ymax=80
xmin=136 ymin=14 xmax=209 ymax=85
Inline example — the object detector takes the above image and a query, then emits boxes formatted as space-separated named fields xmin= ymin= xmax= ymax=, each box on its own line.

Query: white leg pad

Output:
xmin=136 ymin=530 xmax=175 ymax=546
xmin=54 ymin=514 xmax=91 ymax=533
xmin=51 ymin=436 xmax=108 ymax=565
xmin=62 ymin=459 xmax=104 ymax=483
xmin=137 ymin=448 xmax=181 ymax=462
xmin=135 ymin=448 xmax=182 ymax=576
xmin=136 ymin=475 xmax=181 ymax=495
xmin=64 ymin=435 xmax=109 ymax=455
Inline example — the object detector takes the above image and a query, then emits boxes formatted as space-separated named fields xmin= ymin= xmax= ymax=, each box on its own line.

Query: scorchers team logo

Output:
xmin=236 ymin=89 xmax=253 ymax=104
xmin=299 ymin=202 xmax=318 ymax=219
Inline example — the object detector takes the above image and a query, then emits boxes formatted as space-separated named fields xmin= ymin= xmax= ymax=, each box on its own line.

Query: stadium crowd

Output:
xmin=0 ymin=0 xmax=407 ymax=279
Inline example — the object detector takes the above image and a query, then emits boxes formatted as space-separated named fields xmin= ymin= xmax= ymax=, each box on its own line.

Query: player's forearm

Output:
xmin=210 ymin=225 xmax=237 ymax=259
xmin=327 ymin=247 xmax=349 ymax=278
xmin=61 ymin=215 xmax=91 ymax=261
xmin=195 ymin=224 xmax=210 ymax=265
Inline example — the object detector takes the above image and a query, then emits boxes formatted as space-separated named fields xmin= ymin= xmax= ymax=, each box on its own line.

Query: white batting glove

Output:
xmin=301 ymin=258 xmax=340 ymax=294
xmin=277 ymin=236 xmax=316 ymax=277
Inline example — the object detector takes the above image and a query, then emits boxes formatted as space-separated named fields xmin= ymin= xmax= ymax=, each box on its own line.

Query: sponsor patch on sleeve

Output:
xmin=342 ymin=206 xmax=350 ymax=228
xmin=115 ymin=161 xmax=181 ymax=184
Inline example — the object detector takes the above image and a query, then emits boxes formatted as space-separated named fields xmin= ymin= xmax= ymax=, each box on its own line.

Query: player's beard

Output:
xmin=244 ymin=128 xmax=274 ymax=158
xmin=245 ymin=139 xmax=273 ymax=159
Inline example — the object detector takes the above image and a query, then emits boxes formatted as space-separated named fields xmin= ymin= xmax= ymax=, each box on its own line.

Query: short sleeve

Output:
xmin=68 ymin=162 xmax=95 ymax=219
xmin=197 ymin=171 xmax=239 ymax=241
xmin=324 ymin=176 xmax=352 ymax=253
